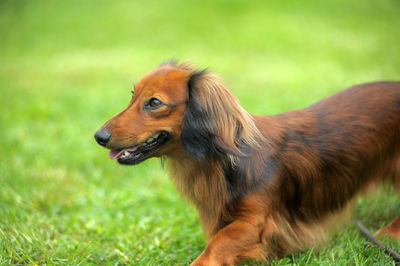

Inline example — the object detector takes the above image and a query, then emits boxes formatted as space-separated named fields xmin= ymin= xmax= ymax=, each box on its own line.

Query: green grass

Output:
xmin=1 ymin=0 xmax=399 ymax=264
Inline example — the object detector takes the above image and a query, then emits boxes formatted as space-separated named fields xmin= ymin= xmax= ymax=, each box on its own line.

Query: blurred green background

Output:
xmin=1 ymin=0 xmax=399 ymax=264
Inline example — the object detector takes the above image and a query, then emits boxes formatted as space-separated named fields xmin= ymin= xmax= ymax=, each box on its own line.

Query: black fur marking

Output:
xmin=181 ymin=71 xmax=216 ymax=159
xmin=223 ymin=143 xmax=257 ymax=205
xmin=223 ymin=142 xmax=281 ymax=207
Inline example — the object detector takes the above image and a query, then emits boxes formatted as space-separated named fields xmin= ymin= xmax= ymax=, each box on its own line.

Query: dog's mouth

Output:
xmin=109 ymin=131 xmax=171 ymax=165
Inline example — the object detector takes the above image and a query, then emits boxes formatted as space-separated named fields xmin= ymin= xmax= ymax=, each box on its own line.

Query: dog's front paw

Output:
xmin=191 ymin=253 xmax=234 ymax=266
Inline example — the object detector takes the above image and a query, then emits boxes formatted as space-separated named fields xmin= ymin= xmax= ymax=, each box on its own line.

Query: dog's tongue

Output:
xmin=109 ymin=147 xmax=137 ymax=160
xmin=109 ymin=150 xmax=122 ymax=160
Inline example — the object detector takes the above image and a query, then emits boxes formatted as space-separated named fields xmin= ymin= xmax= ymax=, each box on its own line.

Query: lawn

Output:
xmin=1 ymin=0 xmax=399 ymax=264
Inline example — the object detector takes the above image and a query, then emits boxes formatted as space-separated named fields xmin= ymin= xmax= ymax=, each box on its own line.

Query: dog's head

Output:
xmin=95 ymin=61 xmax=261 ymax=165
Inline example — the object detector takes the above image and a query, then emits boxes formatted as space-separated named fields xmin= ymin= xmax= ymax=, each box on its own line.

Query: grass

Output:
xmin=1 ymin=0 xmax=399 ymax=264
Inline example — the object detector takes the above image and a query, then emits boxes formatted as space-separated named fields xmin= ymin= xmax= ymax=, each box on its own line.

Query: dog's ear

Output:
xmin=181 ymin=70 xmax=262 ymax=160
xmin=181 ymin=70 xmax=219 ymax=159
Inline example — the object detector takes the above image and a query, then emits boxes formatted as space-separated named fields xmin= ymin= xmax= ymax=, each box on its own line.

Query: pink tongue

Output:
xmin=109 ymin=147 xmax=138 ymax=160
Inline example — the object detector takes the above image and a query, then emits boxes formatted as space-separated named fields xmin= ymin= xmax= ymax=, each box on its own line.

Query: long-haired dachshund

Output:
xmin=95 ymin=61 xmax=400 ymax=265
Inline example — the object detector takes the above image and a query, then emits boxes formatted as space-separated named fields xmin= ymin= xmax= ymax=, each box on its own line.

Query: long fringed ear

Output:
xmin=180 ymin=70 xmax=214 ymax=159
xmin=181 ymin=70 xmax=263 ymax=161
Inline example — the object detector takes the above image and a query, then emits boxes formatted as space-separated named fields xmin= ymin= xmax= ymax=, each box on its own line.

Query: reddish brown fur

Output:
xmin=96 ymin=61 xmax=400 ymax=265
xmin=377 ymin=215 xmax=400 ymax=238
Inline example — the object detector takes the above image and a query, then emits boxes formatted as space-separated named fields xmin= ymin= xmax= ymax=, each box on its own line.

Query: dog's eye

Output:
xmin=149 ymin=98 xmax=162 ymax=107
xmin=131 ymin=90 xmax=134 ymax=96
xmin=145 ymin=97 xmax=163 ymax=110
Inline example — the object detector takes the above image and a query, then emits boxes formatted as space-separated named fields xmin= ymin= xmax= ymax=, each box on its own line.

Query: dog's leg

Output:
xmin=377 ymin=157 xmax=400 ymax=238
xmin=376 ymin=215 xmax=400 ymax=238
xmin=191 ymin=220 xmax=262 ymax=266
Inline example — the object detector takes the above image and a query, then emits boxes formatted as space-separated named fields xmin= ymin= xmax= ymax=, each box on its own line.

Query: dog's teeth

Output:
xmin=120 ymin=151 xmax=130 ymax=158
xmin=147 ymin=137 xmax=154 ymax=143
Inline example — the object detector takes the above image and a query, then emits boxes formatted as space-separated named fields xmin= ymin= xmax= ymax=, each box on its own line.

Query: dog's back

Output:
xmin=261 ymin=82 xmax=400 ymax=218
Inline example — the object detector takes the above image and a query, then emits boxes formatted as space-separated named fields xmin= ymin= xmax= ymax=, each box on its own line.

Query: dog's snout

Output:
xmin=94 ymin=129 xmax=112 ymax=147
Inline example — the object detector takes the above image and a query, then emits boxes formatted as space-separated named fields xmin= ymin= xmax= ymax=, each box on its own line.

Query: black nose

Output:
xmin=94 ymin=129 xmax=112 ymax=147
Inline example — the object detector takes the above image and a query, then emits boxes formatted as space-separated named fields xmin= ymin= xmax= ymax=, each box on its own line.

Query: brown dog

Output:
xmin=95 ymin=61 xmax=400 ymax=265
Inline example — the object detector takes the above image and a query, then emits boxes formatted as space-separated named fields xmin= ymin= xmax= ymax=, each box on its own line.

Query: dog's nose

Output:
xmin=94 ymin=129 xmax=112 ymax=147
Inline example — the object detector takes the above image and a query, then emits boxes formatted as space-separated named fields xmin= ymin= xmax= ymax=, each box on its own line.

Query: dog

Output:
xmin=95 ymin=61 xmax=400 ymax=265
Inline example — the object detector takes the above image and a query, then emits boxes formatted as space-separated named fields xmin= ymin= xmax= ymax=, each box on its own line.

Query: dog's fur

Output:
xmin=95 ymin=61 xmax=400 ymax=265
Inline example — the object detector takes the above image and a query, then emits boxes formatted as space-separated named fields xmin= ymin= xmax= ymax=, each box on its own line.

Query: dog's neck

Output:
xmin=166 ymin=151 xmax=229 ymax=239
